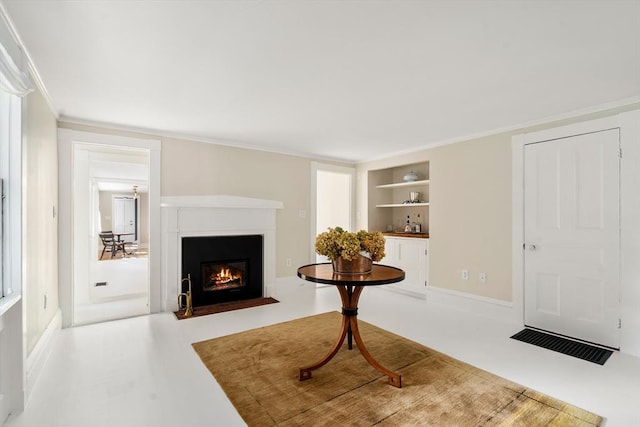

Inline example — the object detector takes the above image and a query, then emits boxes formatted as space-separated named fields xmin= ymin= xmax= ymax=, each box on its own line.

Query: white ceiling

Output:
xmin=3 ymin=0 xmax=640 ymax=163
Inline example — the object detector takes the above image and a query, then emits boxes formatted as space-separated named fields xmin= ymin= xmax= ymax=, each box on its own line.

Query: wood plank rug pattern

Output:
xmin=192 ymin=312 xmax=602 ymax=426
xmin=174 ymin=297 xmax=279 ymax=320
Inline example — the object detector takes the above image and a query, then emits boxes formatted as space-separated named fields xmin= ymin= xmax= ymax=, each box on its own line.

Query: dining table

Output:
xmin=114 ymin=232 xmax=134 ymax=255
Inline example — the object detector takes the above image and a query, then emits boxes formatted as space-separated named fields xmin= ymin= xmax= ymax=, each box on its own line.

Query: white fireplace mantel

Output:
xmin=161 ymin=195 xmax=283 ymax=312
xmin=160 ymin=194 xmax=284 ymax=210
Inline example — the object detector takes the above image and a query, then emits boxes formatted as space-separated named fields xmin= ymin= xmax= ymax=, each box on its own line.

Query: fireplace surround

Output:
xmin=182 ymin=234 xmax=263 ymax=306
xmin=161 ymin=195 xmax=283 ymax=312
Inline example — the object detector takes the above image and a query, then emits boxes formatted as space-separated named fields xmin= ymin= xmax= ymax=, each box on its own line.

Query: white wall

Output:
xmin=24 ymin=86 xmax=59 ymax=355
xmin=358 ymin=132 xmax=513 ymax=302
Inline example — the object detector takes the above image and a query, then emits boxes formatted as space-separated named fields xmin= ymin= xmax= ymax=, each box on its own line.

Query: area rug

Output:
xmin=174 ymin=297 xmax=278 ymax=320
xmin=192 ymin=311 xmax=602 ymax=426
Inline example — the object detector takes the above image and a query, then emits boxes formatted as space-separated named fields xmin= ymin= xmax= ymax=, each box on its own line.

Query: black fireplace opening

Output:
xmin=182 ymin=235 xmax=263 ymax=307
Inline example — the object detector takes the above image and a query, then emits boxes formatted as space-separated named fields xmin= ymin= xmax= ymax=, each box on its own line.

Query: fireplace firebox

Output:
xmin=182 ymin=235 xmax=263 ymax=307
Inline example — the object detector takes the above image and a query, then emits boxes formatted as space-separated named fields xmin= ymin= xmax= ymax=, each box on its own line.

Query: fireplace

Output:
xmin=161 ymin=195 xmax=282 ymax=312
xmin=182 ymin=235 xmax=263 ymax=307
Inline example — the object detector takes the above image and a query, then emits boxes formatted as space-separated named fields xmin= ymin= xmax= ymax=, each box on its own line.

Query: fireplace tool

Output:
xmin=178 ymin=273 xmax=193 ymax=317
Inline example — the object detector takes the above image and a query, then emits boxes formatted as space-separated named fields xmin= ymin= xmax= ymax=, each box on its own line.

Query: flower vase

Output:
xmin=332 ymin=254 xmax=372 ymax=274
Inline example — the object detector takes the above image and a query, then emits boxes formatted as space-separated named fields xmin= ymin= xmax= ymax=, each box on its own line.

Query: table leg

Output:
xmin=299 ymin=285 xmax=354 ymax=381
xmin=299 ymin=285 xmax=402 ymax=388
xmin=349 ymin=314 xmax=402 ymax=387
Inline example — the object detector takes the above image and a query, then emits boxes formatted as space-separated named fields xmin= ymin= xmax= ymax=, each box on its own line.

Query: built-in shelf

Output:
xmin=376 ymin=180 xmax=429 ymax=189
xmin=376 ymin=203 xmax=430 ymax=208
xmin=368 ymin=161 xmax=430 ymax=234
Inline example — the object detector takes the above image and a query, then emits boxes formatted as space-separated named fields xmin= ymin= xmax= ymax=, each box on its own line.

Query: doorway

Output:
xmin=522 ymin=129 xmax=620 ymax=348
xmin=72 ymin=143 xmax=150 ymax=325
xmin=310 ymin=162 xmax=356 ymax=263
xmin=58 ymin=129 xmax=161 ymax=328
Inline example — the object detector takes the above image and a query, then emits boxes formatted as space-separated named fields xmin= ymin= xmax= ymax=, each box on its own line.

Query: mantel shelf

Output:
xmin=376 ymin=203 xmax=430 ymax=208
xmin=376 ymin=180 xmax=429 ymax=189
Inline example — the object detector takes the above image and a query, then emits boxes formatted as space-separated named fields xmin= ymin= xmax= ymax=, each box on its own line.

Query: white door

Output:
xmin=112 ymin=197 xmax=137 ymax=242
xmin=523 ymin=129 xmax=620 ymax=348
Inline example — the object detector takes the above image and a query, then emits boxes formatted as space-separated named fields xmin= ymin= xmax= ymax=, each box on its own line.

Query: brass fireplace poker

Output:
xmin=178 ymin=273 xmax=193 ymax=317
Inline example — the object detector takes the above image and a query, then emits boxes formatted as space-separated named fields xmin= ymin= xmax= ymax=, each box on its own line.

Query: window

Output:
xmin=1 ymin=177 xmax=3 ymax=298
xmin=0 ymin=90 xmax=22 ymax=300
xmin=1 ymin=176 xmax=4 ymax=298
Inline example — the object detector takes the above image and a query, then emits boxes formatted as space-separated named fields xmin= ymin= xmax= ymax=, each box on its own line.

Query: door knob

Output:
xmin=525 ymin=244 xmax=536 ymax=250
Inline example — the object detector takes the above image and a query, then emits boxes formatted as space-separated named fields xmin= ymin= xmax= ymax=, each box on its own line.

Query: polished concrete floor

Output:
xmin=6 ymin=278 xmax=640 ymax=427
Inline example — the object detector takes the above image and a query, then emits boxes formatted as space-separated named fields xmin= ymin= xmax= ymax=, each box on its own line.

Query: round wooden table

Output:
xmin=297 ymin=263 xmax=406 ymax=388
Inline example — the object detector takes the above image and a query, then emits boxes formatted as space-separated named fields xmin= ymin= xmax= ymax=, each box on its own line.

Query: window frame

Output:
xmin=0 ymin=90 xmax=23 ymax=308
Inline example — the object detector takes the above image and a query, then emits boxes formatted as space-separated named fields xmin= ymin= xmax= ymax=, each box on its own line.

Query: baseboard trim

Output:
xmin=426 ymin=286 xmax=517 ymax=324
xmin=382 ymin=285 xmax=427 ymax=300
xmin=26 ymin=309 xmax=62 ymax=401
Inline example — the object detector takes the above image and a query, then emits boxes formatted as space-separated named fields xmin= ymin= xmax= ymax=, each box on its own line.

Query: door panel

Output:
xmin=112 ymin=197 xmax=137 ymax=242
xmin=524 ymin=129 xmax=620 ymax=348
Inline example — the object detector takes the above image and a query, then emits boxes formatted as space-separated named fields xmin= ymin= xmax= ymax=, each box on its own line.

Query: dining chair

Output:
xmin=99 ymin=231 xmax=127 ymax=259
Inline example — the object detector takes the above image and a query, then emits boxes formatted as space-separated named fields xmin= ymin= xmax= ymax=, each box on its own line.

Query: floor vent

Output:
xmin=510 ymin=328 xmax=613 ymax=365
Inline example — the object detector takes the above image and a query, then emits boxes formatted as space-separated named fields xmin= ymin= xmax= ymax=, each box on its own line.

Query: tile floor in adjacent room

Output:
xmin=6 ymin=278 xmax=640 ymax=427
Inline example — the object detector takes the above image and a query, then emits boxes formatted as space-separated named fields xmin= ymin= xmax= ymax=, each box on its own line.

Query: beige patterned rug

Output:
xmin=192 ymin=311 xmax=602 ymax=426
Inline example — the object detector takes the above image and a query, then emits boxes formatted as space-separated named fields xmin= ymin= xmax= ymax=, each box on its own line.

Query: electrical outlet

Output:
xmin=462 ymin=269 xmax=469 ymax=280
xmin=298 ymin=209 xmax=306 ymax=218
xmin=286 ymin=258 xmax=292 ymax=267
xmin=479 ymin=273 xmax=487 ymax=284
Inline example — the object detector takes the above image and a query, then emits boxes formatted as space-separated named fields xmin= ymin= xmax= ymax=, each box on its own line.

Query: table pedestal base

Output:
xmin=299 ymin=285 xmax=402 ymax=388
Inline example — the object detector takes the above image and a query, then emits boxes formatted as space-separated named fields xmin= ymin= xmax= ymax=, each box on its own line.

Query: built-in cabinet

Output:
xmin=368 ymin=161 xmax=430 ymax=298
xmin=382 ymin=236 xmax=428 ymax=298
xmin=367 ymin=161 xmax=429 ymax=233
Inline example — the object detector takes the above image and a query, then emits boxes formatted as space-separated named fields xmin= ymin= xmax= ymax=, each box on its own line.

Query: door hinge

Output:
xmin=424 ymin=249 xmax=428 ymax=255
xmin=618 ymin=318 xmax=622 ymax=329
xmin=424 ymin=281 xmax=427 ymax=287
xmin=619 ymin=148 xmax=623 ymax=158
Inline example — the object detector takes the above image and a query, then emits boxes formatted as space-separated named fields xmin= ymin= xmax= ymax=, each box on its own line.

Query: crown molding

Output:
xmin=59 ymin=115 xmax=357 ymax=165
xmin=359 ymin=96 xmax=640 ymax=164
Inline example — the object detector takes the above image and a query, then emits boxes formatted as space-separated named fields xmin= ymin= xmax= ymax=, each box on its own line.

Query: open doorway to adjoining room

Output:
xmin=310 ymin=162 xmax=356 ymax=263
xmin=72 ymin=143 xmax=150 ymax=325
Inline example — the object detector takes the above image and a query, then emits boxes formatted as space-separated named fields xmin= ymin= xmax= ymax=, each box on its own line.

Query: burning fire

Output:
xmin=210 ymin=267 xmax=242 ymax=286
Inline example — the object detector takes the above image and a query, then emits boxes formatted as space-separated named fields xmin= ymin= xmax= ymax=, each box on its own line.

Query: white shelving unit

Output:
xmin=376 ymin=202 xmax=430 ymax=208
xmin=367 ymin=161 xmax=430 ymax=234
xmin=375 ymin=178 xmax=429 ymax=208
xmin=375 ymin=179 xmax=430 ymax=189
